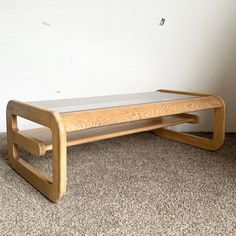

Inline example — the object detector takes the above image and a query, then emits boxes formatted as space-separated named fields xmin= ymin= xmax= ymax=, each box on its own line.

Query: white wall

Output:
xmin=1 ymin=0 xmax=236 ymax=132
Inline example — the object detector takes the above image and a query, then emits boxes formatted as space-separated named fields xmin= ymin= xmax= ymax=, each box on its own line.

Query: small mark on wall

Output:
xmin=159 ymin=18 xmax=166 ymax=26
xmin=42 ymin=21 xmax=51 ymax=27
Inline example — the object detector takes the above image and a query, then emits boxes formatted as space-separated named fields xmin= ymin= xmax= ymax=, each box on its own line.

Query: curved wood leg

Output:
xmin=7 ymin=101 xmax=67 ymax=202
xmin=153 ymin=106 xmax=225 ymax=151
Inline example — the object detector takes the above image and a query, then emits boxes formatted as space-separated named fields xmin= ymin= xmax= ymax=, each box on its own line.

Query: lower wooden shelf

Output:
xmin=16 ymin=113 xmax=199 ymax=156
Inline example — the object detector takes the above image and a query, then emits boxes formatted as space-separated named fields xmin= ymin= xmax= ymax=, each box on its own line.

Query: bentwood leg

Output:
xmin=7 ymin=101 xmax=67 ymax=202
xmin=153 ymin=105 xmax=225 ymax=151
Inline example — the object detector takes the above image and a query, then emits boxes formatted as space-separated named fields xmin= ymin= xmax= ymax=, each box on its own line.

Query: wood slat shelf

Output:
xmin=16 ymin=113 xmax=198 ymax=156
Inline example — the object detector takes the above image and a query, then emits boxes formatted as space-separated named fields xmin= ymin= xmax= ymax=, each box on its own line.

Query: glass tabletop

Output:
xmin=29 ymin=91 xmax=201 ymax=113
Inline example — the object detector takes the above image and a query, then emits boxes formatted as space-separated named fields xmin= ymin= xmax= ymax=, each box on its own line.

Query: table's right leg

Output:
xmin=154 ymin=106 xmax=225 ymax=151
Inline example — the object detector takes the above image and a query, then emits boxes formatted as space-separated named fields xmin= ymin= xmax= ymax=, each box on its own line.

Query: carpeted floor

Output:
xmin=0 ymin=132 xmax=235 ymax=235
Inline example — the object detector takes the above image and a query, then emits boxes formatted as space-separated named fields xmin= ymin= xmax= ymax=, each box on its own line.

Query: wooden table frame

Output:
xmin=7 ymin=89 xmax=225 ymax=202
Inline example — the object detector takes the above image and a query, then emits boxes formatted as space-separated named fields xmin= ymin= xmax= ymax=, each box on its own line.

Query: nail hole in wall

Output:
xmin=159 ymin=18 xmax=166 ymax=26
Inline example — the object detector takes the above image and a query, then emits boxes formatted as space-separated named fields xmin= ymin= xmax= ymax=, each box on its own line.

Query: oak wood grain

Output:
xmin=62 ymin=96 xmax=221 ymax=132
xmin=6 ymin=89 xmax=226 ymax=202
xmin=7 ymin=100 xmax=67 ymax=202
xmin=17 ymin=113 xmax=199 ymax=154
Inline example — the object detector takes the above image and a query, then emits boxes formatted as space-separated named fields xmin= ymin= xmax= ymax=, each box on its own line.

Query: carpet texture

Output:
xmin=0 ymin=132 xmax=235 ymax=235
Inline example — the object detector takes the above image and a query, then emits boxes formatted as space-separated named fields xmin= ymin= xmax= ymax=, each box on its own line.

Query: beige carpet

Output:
xmin=0 ymin=132 xmax=235 ymax=235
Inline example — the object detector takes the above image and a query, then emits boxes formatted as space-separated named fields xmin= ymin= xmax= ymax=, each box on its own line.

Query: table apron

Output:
xmin=61 ymin=96 xmax=222 ymax=132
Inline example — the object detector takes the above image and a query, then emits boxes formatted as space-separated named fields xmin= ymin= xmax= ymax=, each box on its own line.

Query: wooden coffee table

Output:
xmin=7 ymin=89 xmax=225 ymax=202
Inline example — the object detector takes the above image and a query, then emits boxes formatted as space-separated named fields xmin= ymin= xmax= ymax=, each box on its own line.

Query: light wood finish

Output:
xmin=157 ymin=89 xmax=212 ymax=97
xmin=62 ymin=96 xmax=221 ymax=132
xmin=6 ymin=90 xmax=225 ymax=202
xmin=17 ymin=113 xmax=199 ymax=155
xmin=153 ymin=89 xmax=225 ymax=151
xmin=7 ymin=101 xmax=67 ymax=202
xmin=13 ymin=131 xmax=47 ymax=156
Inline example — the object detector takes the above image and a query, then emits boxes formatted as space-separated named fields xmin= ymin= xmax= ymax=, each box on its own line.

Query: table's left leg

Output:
xmin=51 ymin=119 xmax=67 ymax=201
xmin=7 ymin=101 xmax=67 ymax=202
